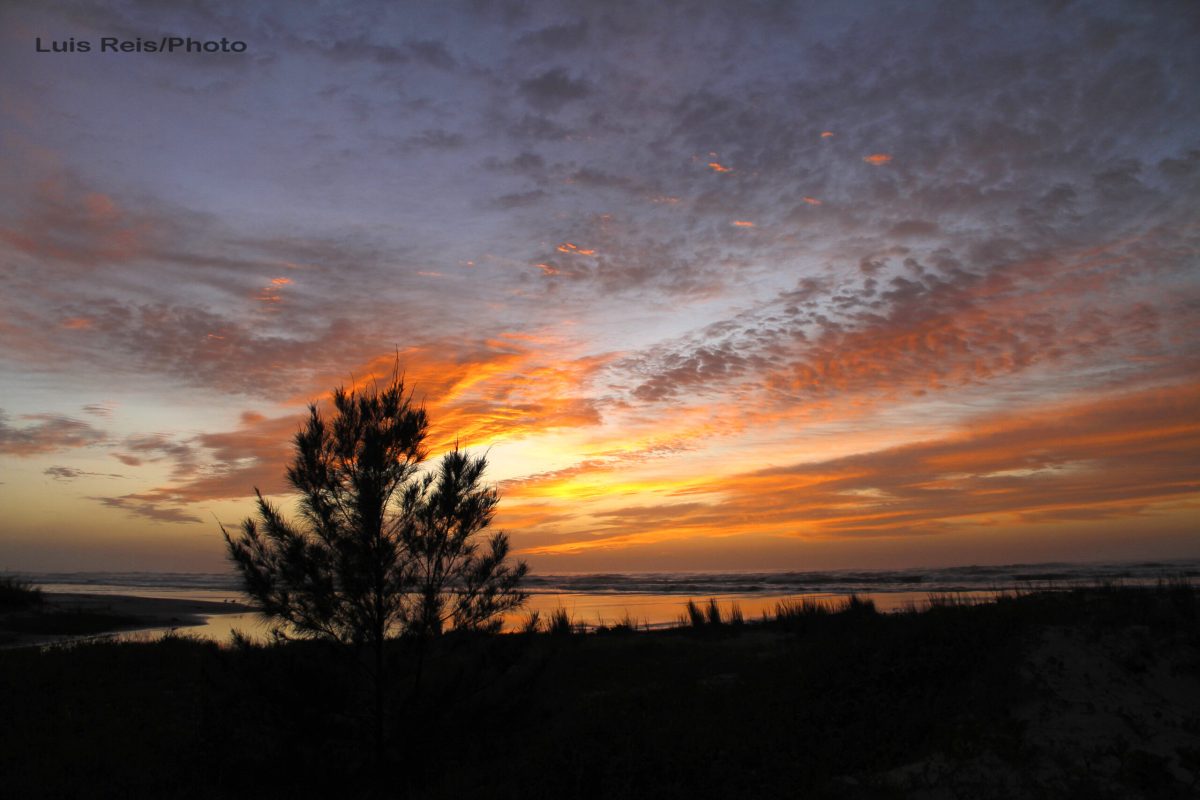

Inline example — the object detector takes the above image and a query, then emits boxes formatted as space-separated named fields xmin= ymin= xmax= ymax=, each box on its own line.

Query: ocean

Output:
xmin=13 ymin=558 xmax=1198 ymax=640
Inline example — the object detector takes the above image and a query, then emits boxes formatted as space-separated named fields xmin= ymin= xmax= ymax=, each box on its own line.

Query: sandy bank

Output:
xmin=0 ymin=592 xmax=252 ymax=648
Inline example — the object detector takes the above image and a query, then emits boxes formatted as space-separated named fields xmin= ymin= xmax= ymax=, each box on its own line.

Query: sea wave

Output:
xmin=13 ymin=558 xmax=1197 ymax=599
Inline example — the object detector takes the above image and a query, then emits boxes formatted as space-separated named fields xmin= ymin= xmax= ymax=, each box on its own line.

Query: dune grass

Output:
xmin=0 ymin=575 xmax=43 ymax=611
xmin=546 ymin=606 xmax=575 ymax=636
xmin=680 ymin=598 xmax=746 ymax=629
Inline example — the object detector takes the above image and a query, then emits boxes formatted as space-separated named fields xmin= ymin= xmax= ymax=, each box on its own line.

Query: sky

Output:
xmin=1 ymin=0 xmax=1197 ymax=574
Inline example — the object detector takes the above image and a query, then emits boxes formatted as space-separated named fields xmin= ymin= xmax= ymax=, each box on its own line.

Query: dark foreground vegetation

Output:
xmin=0 ymin=575 xmax=42 ymax=611
xmin=1 ymin=584 xmax=1197 ymax=799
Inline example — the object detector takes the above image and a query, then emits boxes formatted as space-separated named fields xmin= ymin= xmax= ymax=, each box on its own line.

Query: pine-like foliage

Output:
xmin=402 ymin=448 xmax=528 ymax=636
xmin=222 ymin=373 xmax=527 ymax=646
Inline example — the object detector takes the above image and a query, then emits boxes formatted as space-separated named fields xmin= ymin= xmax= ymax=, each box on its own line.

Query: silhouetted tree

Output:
xmin=222 ymin=370 xmax=528 ymax=763
xmin=402 ymin=447 xmax=529 ymax=638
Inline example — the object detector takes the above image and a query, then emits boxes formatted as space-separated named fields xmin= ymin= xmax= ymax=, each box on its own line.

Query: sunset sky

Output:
xmin=1 ymin=0 xmax=1197 ymax=573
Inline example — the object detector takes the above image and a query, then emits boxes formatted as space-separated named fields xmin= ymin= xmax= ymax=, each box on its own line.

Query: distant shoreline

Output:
xmin=0 ymin=592 xmax=251 ymax=649
xmin=14 ymin=557 xmax=1198 ymax=598
xmin=7 ymin=560 xmax=1199 ymax=642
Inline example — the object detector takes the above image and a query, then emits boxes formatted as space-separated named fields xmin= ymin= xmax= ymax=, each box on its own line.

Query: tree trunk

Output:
xmin=373 ymin=631 xmax=384 ymax=769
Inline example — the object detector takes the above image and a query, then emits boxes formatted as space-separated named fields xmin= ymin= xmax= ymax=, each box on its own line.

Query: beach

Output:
xmin=0 ymin=591 xmax=251 ymax=649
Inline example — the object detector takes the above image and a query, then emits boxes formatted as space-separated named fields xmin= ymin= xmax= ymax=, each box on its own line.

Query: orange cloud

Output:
xmin=107 ymin=338 xmax=617 ymax=521
xmin=256 ymin=276 xmax=294 ymax=305
xmin=802 ymin=197 xmax=822 ymax=206
xmin=61 ymin=317 xmax=93 ymax=330
xmin=863 ymin=153 xmax=893 ymax=165
xmin=99 ymin=412 xmax=300 ymax=517
xmin=556 ymin=242 xmax=596 ymax=255
xmin=732 ymin=220 xmax=755 ymax=228
xmin=757 ymin=245 xmax=1168 ymax=404
xmin=820 ymin=131 xmax=835 ymax=138
xmin=517 ymin=381 xmax=1200 ymax=555
xmin=707 ymin=162 xmax=733 ymax=173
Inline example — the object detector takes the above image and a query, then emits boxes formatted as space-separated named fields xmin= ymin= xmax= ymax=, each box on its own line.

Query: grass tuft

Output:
xmin=0 ymin=576 xmax=43 ymax=611
xmin=841 ymin=594 xmax=876 ymax=615
xmin=612 ymin=609 xmax=641 ymax=632
xmin=680 ymin=599 xmax=745 ymax=629
xmin=684 ymin=599 xmax=706 ymax=627
xmin=546 ymin=607 xmax=575 ymax=636
xmin=774 ymin=597 xmax=830 ymax=622
xmin=519 ymin=610 xmax=542 ymax=635
xmin=704 ymin=598 xmax=723 ymax=626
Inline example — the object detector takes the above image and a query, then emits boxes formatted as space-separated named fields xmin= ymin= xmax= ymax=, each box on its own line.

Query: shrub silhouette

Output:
xmin=685 ymin=599 xmax=706 ymax=627
xmin=400 ymin=447 xmax=528 ymax=637
xmin=546 ymin=606 xmax=575 ymax=636
xmin=222 ymin=368 xmax=527 ymax=761
xmin=0 ymin=575 xmax=42 ymax=611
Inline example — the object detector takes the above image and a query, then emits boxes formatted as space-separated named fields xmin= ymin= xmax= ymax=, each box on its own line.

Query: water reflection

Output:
xmin=114 ymin=589 xmax=1001 ymax=644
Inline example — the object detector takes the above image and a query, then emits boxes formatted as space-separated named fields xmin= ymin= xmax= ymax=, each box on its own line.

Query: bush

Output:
xmin=547 ymin=607 xmax=575 ymax=636
xmin=0 ymin=576 xmax=43 ymax=611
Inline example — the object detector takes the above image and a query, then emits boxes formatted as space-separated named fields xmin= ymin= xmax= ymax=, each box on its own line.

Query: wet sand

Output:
xmin=0 ymin=592 xmax=251 ymax=648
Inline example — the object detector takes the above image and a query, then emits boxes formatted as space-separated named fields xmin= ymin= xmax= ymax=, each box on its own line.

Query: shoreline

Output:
xmin=5 ymin=576 xmax=1196 ymax=647
xmin=0 ymin=592 xmax=252 ymax=649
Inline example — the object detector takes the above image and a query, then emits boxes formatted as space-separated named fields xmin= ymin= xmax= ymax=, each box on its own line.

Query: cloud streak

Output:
xmin=0 ymin=411 xmax=108 ymax=456
xmin=517 ymin=381 xmax=1200 ymax=555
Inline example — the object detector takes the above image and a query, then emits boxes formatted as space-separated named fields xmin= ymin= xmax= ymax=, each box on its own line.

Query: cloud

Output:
xmin=81 ymin=403 xmax=115 ymax=418
xmin=630 ymin=342 xmax=757 ymax=403
xmin=518 ymin=381 xmax=1200 ymax=554
xmin=306 ymin=35 xmax=457 ymax=70
xmin=114 ymin=433 xmax=200 ymax=477
xmin=0 ymin=179 xmax=151 ymax=265
xmin=518 ymin=68 xmax=592 ymax=111
xmin=88 ymin=337 xmax=613 ymax=522
xmin=564 ymin=167 xmax=643 ymax=193
xmin=90 ymin=412 xmax=302 ymax=523
xmin=490 ymin=189 xmax=547 ymax=209
xmin=406 ymin=39 xmax=457 ymax=70
xmin=555 ymin=242 xmax=595 ymax=255
xmin=888 ymin=220 xmax=939 ymax=237
xmin=483 ymin=151 xmax=547 ymax=175
xmin=0 ymin=411 xmax=107 ymax=456
xmin=516 ymin=19 xmax=588 ymax=51
xmin=618 ymin=227 xmax=1194 ymax=408
xmin=405 ymin=129 xmax=466 ymax=150
xmin=44 ymin=466 xmax=124 ymax=480
xmin=504 ymin=113 xmax=575 ymax=141
xmin=93 ymin=495 xmax=202 ymax=525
